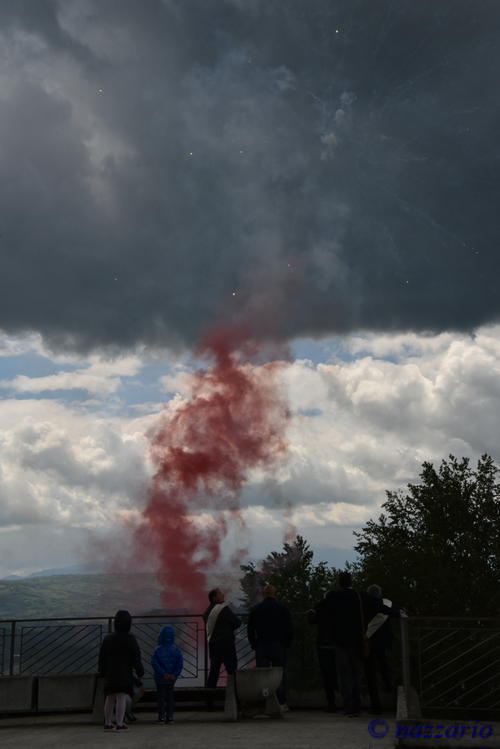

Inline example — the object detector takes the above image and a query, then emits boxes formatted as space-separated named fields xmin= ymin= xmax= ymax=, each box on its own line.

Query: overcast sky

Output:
xmin=1 ymin=1 xmax=499 ymax=586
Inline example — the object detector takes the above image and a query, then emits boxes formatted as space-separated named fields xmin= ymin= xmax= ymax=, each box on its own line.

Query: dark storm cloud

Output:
xmin=1 ymin=0 xmax=499 ymax=352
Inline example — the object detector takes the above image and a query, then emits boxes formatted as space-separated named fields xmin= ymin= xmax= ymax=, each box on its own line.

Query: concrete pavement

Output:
xmin=0 ymin=709 xmax=398 ymax=749
xmin=2 ymin=710 xmax=499 ymax=748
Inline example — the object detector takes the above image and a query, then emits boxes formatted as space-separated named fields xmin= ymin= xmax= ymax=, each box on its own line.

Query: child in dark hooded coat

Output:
xmin=152 ymin=625 xmax=183 ymax=723
xmin=98 ymin=609 xmax=144 ymax=731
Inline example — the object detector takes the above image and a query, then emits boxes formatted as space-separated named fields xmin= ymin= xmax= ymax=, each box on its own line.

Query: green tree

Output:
xmin=240 ymin=535 xmax=340 ymax=611
xmin=354 ymin=455 xmax=500 ymax=616
xmin=240 ymin=535 xmax=349 ymax=692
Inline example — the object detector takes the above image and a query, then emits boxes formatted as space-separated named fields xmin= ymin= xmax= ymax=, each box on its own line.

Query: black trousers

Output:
xmin=255 ymin=641 xmax=287 ymax=704
xmin=364 ymin=647 xmax=392 ymax=711
xmin=334 ymin=644 xmax=361 ymax=714
xmin=207 ymin=641 xmax=237 ymax=688
xmin=317 ymin=645 xmax=338 ymax=709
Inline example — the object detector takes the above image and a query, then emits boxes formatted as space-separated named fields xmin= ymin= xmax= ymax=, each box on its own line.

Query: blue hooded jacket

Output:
xmin=151 ymin=626 xmax=183 ymax=683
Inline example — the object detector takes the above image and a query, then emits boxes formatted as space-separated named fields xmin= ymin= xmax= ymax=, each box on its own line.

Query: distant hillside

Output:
xmin=0 ymin=573 xmax=164 ymax=620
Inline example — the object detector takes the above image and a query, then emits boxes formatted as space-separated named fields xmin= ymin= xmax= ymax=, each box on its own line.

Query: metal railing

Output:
xmin=400 ymin=617 xmax=500 ymax=716
xmin=0 ymin=614 xmax=255 ymax=688
xmin=4 ymin=612 xmax=497 ymax=714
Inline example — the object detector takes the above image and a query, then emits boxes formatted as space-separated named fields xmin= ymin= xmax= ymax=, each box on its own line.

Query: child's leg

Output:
xmin=166 ymin=684 xmax=174 ymax=720
xmin=115 ymin=693 xmax=128 ymax=726
xmin=156 ymin=682 xmax=166 ymax=720
xmin=104 ymin=694 xmax=116 ymax=726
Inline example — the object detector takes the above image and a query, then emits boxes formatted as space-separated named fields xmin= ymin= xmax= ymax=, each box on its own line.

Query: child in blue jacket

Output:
xmin=151 ymin=625 xmax=183 ymax=723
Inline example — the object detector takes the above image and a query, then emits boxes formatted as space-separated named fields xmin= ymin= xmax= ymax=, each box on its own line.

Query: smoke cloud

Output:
xmin=134 ymin=325 xmax=289 ymax=610
xmin=0 ymin=1 xmax=499 ymax=352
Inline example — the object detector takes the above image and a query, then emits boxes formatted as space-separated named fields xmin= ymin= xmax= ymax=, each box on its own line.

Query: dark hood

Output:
xmin=114 ymin=609 xmax=132 ymax=633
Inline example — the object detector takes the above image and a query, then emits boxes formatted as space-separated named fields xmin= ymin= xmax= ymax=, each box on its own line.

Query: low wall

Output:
xmin=37 ymin=674 xmax=96 ymax=712
xmin=0 ymin=676 xmax=35 ymax=713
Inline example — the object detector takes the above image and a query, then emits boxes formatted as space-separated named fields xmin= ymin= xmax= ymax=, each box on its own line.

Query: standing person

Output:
xmin=364 ymin=584 xmax=397 ymax=713
xmin=247 ymin=584 xmax=293 ymax=709
xmin=203 ymin=587 xmax=241 ymax=687
xmin=98 ymin=609 xmax=144 ymax=732
xmin=151 ymin=625 xmax=184 ymax=724
xmin=308 ymin=592 xmax=338 ymax=712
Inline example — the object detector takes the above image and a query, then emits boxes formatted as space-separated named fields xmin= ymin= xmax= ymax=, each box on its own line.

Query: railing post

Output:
xmin=9 ymin=621 xmax=16 ymax=676
xmin=400 ymin=615 xmax=410 ymax=708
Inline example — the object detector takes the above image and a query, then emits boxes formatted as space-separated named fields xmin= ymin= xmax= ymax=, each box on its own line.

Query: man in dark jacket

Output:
xmin=98 ymin=609 xmax=144 ymax=731
xmin=247 ymin=584 xmax=293 ymax=707
xmin=203 ymin=587 xmax=241 ymax=688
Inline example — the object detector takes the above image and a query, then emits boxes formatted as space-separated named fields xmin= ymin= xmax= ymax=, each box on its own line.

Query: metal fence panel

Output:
xmin=19 ymin=623 xmax=104 ymax=675
xmin=132 ymin=617 xmax=205 ymax=687
xmin=410 ymin=618 xmax=500 ymax=714
xmin=235 ymin=621 xmax=255 ymax=671
xmin=0 ymin=615 xmax=209 ymax=683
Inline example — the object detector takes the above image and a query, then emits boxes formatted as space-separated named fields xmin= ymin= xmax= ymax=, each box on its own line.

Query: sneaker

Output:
xmin=103 ymin=724 xmax=114 ymax=730
xmin=114 ymin=724 xmax=129 ymax=731
xmin=279 ymin=704 xmax=290 ymax=713
xmin=157 ymin=716 xmax=166 ymax=723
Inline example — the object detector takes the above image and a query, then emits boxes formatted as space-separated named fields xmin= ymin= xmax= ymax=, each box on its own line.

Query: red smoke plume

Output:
xmin=135 ymin=325 xmax=289 ymax=611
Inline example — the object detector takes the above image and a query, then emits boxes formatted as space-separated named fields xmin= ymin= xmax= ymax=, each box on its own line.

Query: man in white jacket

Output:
xmin=203 ymin=588 xmax=241 ymax=688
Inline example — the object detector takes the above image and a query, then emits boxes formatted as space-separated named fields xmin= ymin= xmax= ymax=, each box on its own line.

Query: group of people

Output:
xmin=97 ymin=572 xmax=404 ymax=730
xmin=310 ymin=571 xmax=404 ymax=716
xmin=204 ymin=574 xmax=404 ymax=717
xmin=98 ymin=610 xmax=183 ymax=730
xmin=204 ymin=584 xmax=292 ymax=708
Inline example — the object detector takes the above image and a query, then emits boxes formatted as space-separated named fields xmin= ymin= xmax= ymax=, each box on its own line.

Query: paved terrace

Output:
xmin=1 ymin=710 xmax=499 ymax=749
xmin=0 ymin=710 xmax=400 ymax=749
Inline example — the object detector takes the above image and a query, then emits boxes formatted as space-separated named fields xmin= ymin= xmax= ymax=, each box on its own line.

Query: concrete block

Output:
xmin=37 ymin=674 xmax=96 ymax=711
xmin=0 ymin=676 xmax=35 ymax=712
xmin=224 ymin=667 xmax=284 ymax=720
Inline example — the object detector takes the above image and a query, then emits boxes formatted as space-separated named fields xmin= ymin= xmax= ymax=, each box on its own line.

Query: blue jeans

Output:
xmin=156 ymin=681 xmax=174 ymax=721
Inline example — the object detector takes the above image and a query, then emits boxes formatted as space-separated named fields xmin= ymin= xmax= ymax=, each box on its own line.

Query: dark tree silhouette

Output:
xmin=354 ymin=455 xmax=500 ymax=615
xmin=240 ymin=535 xmax=341 ymax=611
